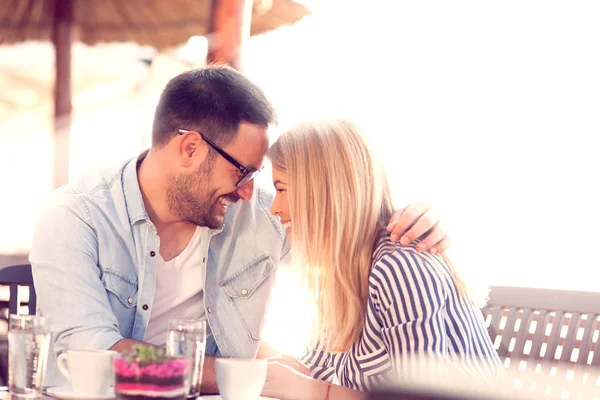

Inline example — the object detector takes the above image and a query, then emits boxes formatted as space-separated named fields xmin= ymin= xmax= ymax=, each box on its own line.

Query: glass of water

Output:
xmin=8 ymin=314 xmax=52 ymax=397
xmin=166 ymin=318 xmax=206 ymax=398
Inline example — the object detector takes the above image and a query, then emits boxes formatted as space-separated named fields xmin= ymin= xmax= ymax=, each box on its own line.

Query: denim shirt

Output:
xmin=29 ymin=153 xmax=290 ymax=385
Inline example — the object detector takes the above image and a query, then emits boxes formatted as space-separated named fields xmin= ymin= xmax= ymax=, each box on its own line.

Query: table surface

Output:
xmin=0 ymin=392 xmax=277 ymax=400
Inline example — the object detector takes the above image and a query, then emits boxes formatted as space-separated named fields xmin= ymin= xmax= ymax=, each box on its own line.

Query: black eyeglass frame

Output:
xmin=178 ymin=128 xmax=262 ymax=187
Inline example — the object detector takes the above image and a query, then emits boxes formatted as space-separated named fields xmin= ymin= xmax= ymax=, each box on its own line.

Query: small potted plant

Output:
xmin=114 ymin=344 xmax=189 ymax=400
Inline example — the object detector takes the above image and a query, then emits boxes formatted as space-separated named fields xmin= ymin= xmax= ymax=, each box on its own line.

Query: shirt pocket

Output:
xmin=355 ymin=345 xmax=393 ymax=379
xmin=219 ymin=254 xmax=276 ymax=342
xmin=102 ymin=269 xmax=138 ymax=335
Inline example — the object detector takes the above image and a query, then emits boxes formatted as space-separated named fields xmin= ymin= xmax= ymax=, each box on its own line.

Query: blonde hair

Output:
xmin=268 ymin=118 xmax=393 ymax=352
xmin=267 ymin=118 xmax=472 ymax=353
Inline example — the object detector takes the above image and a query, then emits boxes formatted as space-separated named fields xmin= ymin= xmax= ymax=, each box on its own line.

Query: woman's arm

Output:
xmin=261 ymin=362 xmax=367 ymax=400
xmin=299 ymin=343 xmax=335 ymax=380
xmin=322 ymin=382 xmax=367 ymax=400
xmin=370 ymin=248 xmax=449 ymax=372
xmin=371 ymin=249 xmax=498 ymax=381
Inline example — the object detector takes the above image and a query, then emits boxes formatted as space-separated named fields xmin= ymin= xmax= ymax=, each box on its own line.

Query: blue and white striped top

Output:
xmin=301 ymin=236 xmax=502 ymax=391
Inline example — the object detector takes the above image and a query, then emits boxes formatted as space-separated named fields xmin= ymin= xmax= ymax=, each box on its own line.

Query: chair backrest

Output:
xmin=0 ymin=264 xmax=36 ymax=315
xmin=483 ymin=286 xmax=600 ymax=382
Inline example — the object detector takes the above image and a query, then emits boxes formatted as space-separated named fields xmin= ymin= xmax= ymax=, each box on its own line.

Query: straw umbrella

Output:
xmin=0 ymin=0 xmax=310 ymax=187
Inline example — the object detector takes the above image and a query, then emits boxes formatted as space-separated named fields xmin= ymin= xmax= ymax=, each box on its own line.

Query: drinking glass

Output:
xmin=8 ymin=315 xmax=52 ymax=398
xmin=166 ymin=319 xmax=207 ymax=397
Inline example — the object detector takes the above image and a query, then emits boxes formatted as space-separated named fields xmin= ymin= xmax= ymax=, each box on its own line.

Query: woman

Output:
xmin=261 ymin=119 xmax=501 ymax=400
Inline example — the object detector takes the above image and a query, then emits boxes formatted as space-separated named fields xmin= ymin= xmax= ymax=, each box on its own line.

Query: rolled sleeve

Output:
xmin=30 ymin=189 xmax=123 ymax=356
xmin=300 ymin=344 xmax=336 ymax=382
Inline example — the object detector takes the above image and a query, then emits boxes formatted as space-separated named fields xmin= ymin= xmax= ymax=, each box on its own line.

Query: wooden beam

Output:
xmin=207 ymin=0 xmax=253 ymax=71
xmin=52 ymin=0 xmax=73 ymax=188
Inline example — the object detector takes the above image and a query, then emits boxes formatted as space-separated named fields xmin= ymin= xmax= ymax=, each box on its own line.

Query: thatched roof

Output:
xmin=0 ymin=0 xmax=311 ymax=49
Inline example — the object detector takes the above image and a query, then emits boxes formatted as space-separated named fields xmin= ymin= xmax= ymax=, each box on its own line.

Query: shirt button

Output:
xmin=207 ymin=307 xmax=212 ymax=314
xmin=150 ymin=251 xmax=156 ymax=257
xmin=203 ymin=257 xmax=206 ymax=263
xmin=142 ymin=304 xmax=149 ymax=310
xmin=127 ymin=297 xmax=133 ymax=304
xmin=241 ymin=289 xmax=248 ymax=296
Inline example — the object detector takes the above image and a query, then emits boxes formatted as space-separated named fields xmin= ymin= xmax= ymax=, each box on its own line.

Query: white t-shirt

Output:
xmin=144 ymin=226 xmax=210 ymax=346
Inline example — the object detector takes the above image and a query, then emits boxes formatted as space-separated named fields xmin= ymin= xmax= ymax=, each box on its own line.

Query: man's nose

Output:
xmin=235 ymin=179 xmax=255 ymax=201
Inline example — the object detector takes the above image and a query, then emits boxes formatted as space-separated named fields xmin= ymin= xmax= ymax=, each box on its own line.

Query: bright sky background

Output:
xmin=248 ymin=0 xmax=600 ymax=354
xmin=1 ymin=0 xmax=599 ymax=355
xmin=246 ymin=0 xmax=600 ymax=292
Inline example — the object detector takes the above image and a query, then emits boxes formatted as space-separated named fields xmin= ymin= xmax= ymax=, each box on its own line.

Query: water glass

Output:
xmin=166 ymin=319 xmax=206 ymax=398
xmin=8 ymin=314 xmax=52 ymax=397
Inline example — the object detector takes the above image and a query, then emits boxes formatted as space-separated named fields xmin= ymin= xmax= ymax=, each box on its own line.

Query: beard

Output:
xmin=166 ymin=159 xmax=240 ymax=229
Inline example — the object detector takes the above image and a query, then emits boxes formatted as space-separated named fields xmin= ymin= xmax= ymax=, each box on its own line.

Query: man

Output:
xmin=30 ymin=65 xmax=450 ymax=391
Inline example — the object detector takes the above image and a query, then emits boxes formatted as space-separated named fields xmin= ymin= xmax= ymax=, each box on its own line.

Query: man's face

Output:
xmin=167 ymin=122 xmax=269 ymax=229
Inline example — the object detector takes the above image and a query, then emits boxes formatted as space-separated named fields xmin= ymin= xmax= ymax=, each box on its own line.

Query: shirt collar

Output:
xmin=124 ymin=150 xmax=150 ymax=226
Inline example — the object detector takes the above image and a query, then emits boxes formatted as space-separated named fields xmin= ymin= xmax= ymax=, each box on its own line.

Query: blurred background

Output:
xmin=1 ymin=0 xmax=600 ymax=357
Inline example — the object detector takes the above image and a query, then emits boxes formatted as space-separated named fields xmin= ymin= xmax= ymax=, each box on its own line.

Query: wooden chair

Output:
xmin=0 ymin=264 xmax=36 ymax=385
xmin=483 ymin=286 xmax=600 ymax=398
xmin=0 ymin=264 xmax=36 ymax=316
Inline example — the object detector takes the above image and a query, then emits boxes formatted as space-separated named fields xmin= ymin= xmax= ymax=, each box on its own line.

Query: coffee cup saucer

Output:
xmin=45 ymin=386 xmax=115 ymax=400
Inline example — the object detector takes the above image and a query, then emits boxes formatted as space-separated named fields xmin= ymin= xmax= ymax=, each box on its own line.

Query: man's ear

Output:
xmin=177 ymin=131 xmax=208 ymax=168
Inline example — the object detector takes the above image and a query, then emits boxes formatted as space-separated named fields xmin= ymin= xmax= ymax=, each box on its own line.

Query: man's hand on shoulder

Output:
xmin=386 ymin=201 xmax=451 ymax=254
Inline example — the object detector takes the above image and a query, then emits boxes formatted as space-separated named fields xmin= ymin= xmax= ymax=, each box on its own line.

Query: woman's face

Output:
xmin=269 ymin=167 xmax=292 ymax=236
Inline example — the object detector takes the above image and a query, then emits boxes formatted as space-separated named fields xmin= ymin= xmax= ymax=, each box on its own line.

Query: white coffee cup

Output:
xmin=57 ymin=350 xmax=117 ymax=395
xmin=215 ymin=358 xmax=267 ymax=400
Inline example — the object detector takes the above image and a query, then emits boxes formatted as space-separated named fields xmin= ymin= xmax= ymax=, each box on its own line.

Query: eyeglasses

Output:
xmin=178 ymin=129 xmax=263 ymax=187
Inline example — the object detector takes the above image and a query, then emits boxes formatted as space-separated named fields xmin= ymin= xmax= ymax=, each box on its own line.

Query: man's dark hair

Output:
xmin=151 ymin=65 xmax=276 ymax=148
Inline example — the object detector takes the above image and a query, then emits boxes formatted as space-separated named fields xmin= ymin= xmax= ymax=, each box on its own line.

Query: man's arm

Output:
xmin=110 ymin=339 xmax=147 ymax=353
xmin=200 ymin=357 xmax=218 ymax=394
xmin=30 ymin=191 xmax=123 ymax=355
